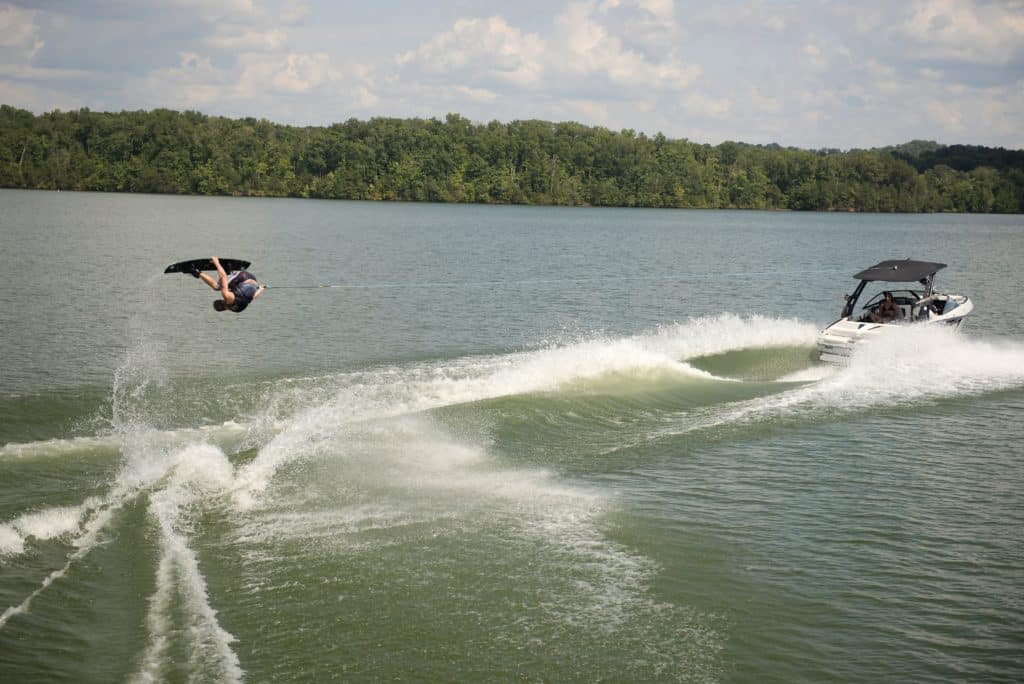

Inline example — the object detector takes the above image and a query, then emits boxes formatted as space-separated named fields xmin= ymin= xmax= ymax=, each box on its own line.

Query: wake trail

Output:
xmin=0 ymin=449 xmax=226 ymax=630
xmin=2 ymin=318 xmax=237 ymax=670
xmin=0 ymin=315 xmax=816 ymax=635
xmin=230 ymin=314 xmax=819 ymax=507
xmin=133 ymin=443 xmax=242 ymax=684
xmin=0 ymin=504 xmax=118 ymax=628
xmin=653 ymin=326 xmax=1024 ymax=441
xmin=3 ymin=313 xmax=817 ymax=676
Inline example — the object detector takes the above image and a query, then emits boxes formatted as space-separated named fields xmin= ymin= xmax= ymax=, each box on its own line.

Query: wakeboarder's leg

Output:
xmin=198 ymin=272 xmax=220 ymax=290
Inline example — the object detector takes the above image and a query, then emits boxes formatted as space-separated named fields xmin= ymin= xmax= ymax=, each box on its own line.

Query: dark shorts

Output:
xmin=229 ymin=271 xmax=256 ymax=287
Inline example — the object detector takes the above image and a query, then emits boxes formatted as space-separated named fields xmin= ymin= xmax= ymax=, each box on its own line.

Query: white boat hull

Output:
xmin=818 ymin=296 xmax=972 ymax=363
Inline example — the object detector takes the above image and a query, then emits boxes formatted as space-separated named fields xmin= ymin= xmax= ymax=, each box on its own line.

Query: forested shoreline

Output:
xmin=2 ymin=105 xmax=1021 ymax=212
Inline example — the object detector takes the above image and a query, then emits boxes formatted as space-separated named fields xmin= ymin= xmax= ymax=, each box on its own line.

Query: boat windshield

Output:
xmin=854 ymin=287 xmax=922 ymax=320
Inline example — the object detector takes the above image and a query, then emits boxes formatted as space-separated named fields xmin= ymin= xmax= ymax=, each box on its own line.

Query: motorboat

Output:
xmin=818 ymin=259 xmax=973 ymax=363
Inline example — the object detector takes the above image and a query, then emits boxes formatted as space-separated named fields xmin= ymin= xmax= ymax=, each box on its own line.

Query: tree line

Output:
xmin=1 ymin=105 xmax=1021 ymax=212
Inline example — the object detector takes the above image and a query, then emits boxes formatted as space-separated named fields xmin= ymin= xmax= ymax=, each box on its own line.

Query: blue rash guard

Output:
xmin=227 ymin=271 xmax=258 ymax=312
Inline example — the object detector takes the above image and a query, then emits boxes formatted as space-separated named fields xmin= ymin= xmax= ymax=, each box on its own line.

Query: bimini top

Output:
xmin=853 ymin=259 xmax=947 ymax=282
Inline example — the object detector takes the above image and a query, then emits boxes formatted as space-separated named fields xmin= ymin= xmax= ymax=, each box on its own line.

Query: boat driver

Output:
xmin=191 ymin=256 xmax=264 ymax=312
xmin=869 ymin=291 xmax=903 ymax=323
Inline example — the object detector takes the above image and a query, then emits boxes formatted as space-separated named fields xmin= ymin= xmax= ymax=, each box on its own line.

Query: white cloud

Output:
xmin=397 ymin=16 xmax=545 ymax=88
xmin=207 ymin=28 xmax=287 ymax=51
xmin=899 ymin=0 xmax=1024 ymax=63
xmin=836 ymin=4 xmax=884 ymax=34
xmin=765 ymin=14 xmax=787 ymax=32
xmin=608 ymin=0 xmax=685 ymax=51
xmin=404 ymin=82 xmax=499 ymax=109
xmin=748 ymin=87 xmax=781 ymax=113
xmin=165 ymin=0 xmax=258 ymax=23
xmin=600 ymin=0 xmax=675 ymax=21
xmin=396 ymin=1 xmax=697 ymax=103
xmin=635 ymin=0 xmax=675 ymax=22
xmin=917 ymin=79 xmax=1024 ymax=142
xmin=130 ymin=52 xmax=228 ymax=109
xmin=567 ymin=98 xmax=610 ymax=123
xmin=0 ymin=76 xmax=85 ymax=112
xmin=280 ymin=0 xmax=310 ymax=23
xmin=803 ymin=42 xmax=827 ymax=69
xmin=865 ymin=58 xmax=895 ymax=80
xmin=453 ymin=84 xmax=498 ymax=103
xmin=0 ymin=4 xmax=44 ymax=76
xmin=553 ymin=1 xmax=698 ymax=89
xmin=799 ymin=87 xmax=840 ymax=110
xmin=861 ymin=58 xmax=901 ymax=93
xmin=1 ymin=1 xmax=1022 ymax=149
xmin=678 ymin=90 xmax=731 ymax=118
xmin=351 ymin=84 xmax=378 ymax=109
xmin=274 ymin=52 xmax=332 ymax=93
xmin=124 ymin=47 xmax=373 ymax=121
xmin=0 ymin=5 xmax=94 ymax=89
xmin=0 ymin=5 xmax=39 ymax=50
xmin=237 ymin=51 xmax=337 ymax=95
xmin=976 ymin=80 xmax=1024 ymax=142
xmin=701 ymin=1 xmax=790 ymax=32
xmin=923 ymin=98 xmax=965 ymax=131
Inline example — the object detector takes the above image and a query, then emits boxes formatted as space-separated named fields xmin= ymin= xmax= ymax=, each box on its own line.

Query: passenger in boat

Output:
xmin=870 ymin=291 xmax=903 ymax=323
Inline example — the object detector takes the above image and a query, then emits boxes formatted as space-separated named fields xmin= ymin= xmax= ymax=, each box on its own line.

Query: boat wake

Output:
xmin=2 ymin=313 xmax=1021 ymax=678
xmin=653 ymin=324 xmax=1024 ymax=442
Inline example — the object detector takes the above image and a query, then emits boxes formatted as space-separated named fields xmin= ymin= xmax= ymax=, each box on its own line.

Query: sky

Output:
xmin=1 ymin=0 xmax=1022 ymax=149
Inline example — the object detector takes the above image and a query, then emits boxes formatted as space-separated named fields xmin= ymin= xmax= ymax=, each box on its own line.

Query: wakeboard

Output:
xmin=165 ymin=258 xmax=251 ymax=275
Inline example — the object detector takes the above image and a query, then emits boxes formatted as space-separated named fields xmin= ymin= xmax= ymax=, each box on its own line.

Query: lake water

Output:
xmin=1 ymin=189 xmax=1022 ymax=682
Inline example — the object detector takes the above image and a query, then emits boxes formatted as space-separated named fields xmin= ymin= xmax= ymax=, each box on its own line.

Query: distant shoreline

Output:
xmin=2 ymin=105 xmax=1022 ymax=214
xmin=8 ymin=186 xmax=1020 ymax=216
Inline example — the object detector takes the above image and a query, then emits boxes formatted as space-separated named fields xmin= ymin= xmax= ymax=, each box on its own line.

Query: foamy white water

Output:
xmin=135 ymin=443 xmax=242 ymax=684
xmin=655 ymin=325 xmax=1024 ymax=440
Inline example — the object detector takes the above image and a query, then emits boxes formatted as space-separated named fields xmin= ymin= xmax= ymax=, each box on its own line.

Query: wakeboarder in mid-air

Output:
xmin=189 ymin=256 xmax=264 ymax=312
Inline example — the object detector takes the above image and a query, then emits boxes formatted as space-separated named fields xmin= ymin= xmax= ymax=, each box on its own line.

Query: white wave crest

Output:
xmin=232 ymin=315 xmax=813 ymax=506
xmin=661 ymin=325 xmax=1024 ymax=436
xmin=644 ymin=313 xmax=819 ymax=359
xmin=0 ymin=504 xmax=91 ymax=557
